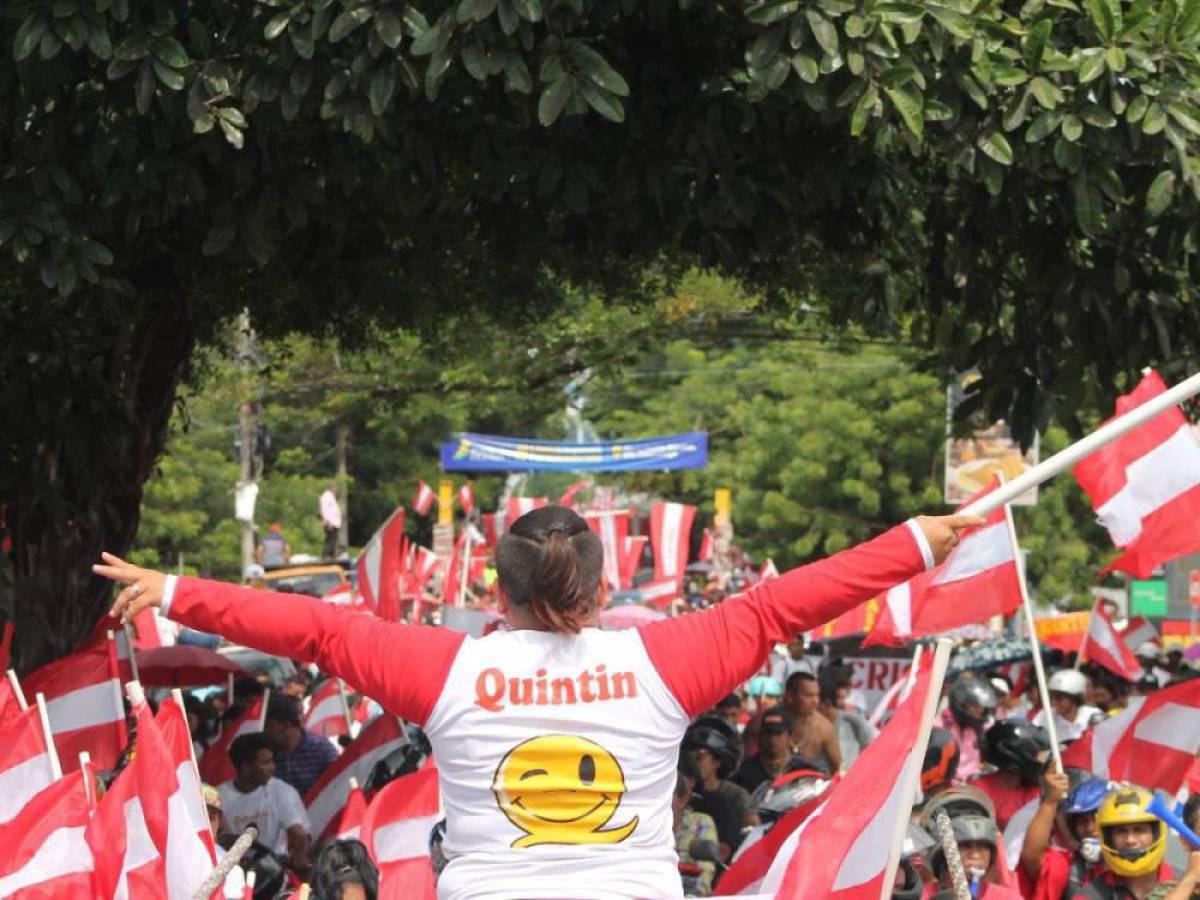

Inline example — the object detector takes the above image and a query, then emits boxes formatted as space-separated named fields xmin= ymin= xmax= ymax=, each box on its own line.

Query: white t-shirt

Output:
xmin=1033 ymin=704 xmax=1101 ymax=743
xmin=218 ymin=778 xmax=310 ymax=856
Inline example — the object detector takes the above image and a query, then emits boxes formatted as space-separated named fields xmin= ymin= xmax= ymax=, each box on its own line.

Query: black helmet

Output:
xmin=927 ymin=815 xmax=997 ymax=881
xmin=982 ymin=719 xmax=1049 ymax=784
xmin=682 ymin=714 xmax=743 ymax=780
xmin=750 ymin=768 xmax=829 ymax=824
xmin=921 ymin=727 xmax=960 ymax=793
xmin=892 ymin=856 xmax=924 ymax=900
xmin=948 ymin=674 xmax=996 ymax=729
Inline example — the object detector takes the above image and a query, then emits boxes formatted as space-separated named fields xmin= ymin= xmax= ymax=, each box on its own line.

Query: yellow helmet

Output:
xmin=1096 ymin=785 xmax=1166 ymax=878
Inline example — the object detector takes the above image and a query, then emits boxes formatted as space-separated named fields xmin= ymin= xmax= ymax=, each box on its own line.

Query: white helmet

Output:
xmin=1135 ymin=641 xmax=1160 ymax=660
xmin=1048 ymin=669 xmax=1087 ymax=698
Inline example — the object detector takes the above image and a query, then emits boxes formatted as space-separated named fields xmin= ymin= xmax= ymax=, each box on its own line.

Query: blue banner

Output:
xmin=441 ymin=432 xmax=708 ymax=472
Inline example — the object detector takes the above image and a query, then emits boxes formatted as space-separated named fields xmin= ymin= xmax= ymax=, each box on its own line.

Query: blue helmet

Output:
xmin=1063 ymin=778 xmax=1112 ymax=817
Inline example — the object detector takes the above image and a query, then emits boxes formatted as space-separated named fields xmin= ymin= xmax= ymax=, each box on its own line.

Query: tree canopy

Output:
xmin=3 ymin=0 xmax=1197 ymax=665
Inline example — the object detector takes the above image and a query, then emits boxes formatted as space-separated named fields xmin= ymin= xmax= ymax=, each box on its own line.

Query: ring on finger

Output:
xmin=130 ymin=583 xmax=142 ymax=598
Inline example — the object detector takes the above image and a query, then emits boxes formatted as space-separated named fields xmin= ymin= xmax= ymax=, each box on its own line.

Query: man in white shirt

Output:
xmin=319 ymin=483 xmax=342 ymax=559
xmin=217 ymin=733 xmax=313 ymax=875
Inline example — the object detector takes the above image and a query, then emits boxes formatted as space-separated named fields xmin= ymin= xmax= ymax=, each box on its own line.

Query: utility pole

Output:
xmin=335 ymin=423 xmax=349 ymax=554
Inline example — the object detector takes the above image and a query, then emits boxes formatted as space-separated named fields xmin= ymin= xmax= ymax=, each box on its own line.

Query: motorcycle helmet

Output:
xmin=429 ymin=818 xmax=448 ymax=877
xmin=1097 ymin=785 xmax=1166 ymax=878
xmin=982 ymin=719 xmax=1049 ymax=784
xmin=683 ymin=714 xmax=743 ymax=780
xmin=921 ymin=728 xmax=960 ymax=793
xmin=751 ymin=768 xmax=829 ymax=824
xmin=927 ymin=815 xmax=997 ymax=881
xmin=1048 ymin=669 xmax=1088 ymax=702
xmin=948 ymin=674 xmax=996 ymax=729
xmin=1063 ymin=777 xmax=1113 ymax=819
xmin=892 ymin=856 xmax=923 ymax=900
xmin=920 ymin=785 xmax=996 ymax=833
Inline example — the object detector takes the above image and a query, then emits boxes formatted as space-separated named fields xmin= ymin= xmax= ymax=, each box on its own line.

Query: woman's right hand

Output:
xmin=93 ymin=552 xmax=168 ymax=624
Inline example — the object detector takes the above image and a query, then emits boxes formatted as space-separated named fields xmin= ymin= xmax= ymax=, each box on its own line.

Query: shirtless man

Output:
xmin=784 ymin=671 xmax=840 ymax=775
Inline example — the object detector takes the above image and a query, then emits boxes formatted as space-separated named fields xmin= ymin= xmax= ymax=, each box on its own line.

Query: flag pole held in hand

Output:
xmin=960 ymin=370 xmax=1200 ymax=517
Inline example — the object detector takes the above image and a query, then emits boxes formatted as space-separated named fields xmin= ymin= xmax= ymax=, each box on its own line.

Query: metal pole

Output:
xmin=933 ymin=808 xmax=971 ymax=900
xmin=191 ymin=827 xmax=258 ymax=900
xmin=961 ymin=370 xmax=1200 ymax=516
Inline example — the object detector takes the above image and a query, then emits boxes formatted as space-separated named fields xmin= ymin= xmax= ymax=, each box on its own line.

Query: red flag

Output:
xmin=1082 ymin=599 xmax=1143 ymax=681
xmin=558 ymin=480 xmax=589 ymax=508
xmin=584 ymin=510 xmax=630 ymax=591
xmin=649 ymin=501 xmax=696 ymax=583
xmin=713 ymin=777 xmax=835 ymax=895
xmin=442 ymin=532 xmax=468 ymax=608
xmin=128 ymin=607 xmax=163 ymax=650
xmin=304 ymin=678 xmax=350 ymax=738
xmin=412 ymin=481 xmax=435 ymax=517
xmin=457 ymin=482 xmax=474 ymax=516
xmin=698 ymin=528 xmax=715 ymax=562
xmin=155 ymin=695 xmax=219 ymax=898
xmin=0 ymin=670 xmax=25 ymax=726
xmin=1074 ymin=370 xmax=1200 ymax=577
xmin=0 ymin=704 xmax=57 ymax=826
xmin=23 ymin=634 xmax=128 ymax=771
xmin=197 ymin=692 xmax=267 ymax=787
xmin=620 ymin=535 xmax=648 ymax=589
xmin=865 ymin=481 xmax=1021 ymax=646
xmin=770 ymin=653 xmax=939 ymax=898
xmin=0 ymin=767 xmax=94 ymax=896
xmin=413 ymin=546 xmax=442 ymax=588
xmin=505 ymin=496 xmax=548 ymax=524
xmin=1119 ymin=616 xmax=1159 ymax=653
xmin=336 ymin=779 xmax=368 ymax=842
xmin=361 ymin=763 xmax=440 ymax=900
xmin=304 ymin=715 xmax=409 ymax=842
xmin=1061 ymin=678 xmax=1200 ymax=794
xmin=356 ymin=507 xmax=406 ymax=620
xmin=482 ymin=512 xmax=501 ymax=547
xmin=640 ymin=575 xmax=682 ymax=610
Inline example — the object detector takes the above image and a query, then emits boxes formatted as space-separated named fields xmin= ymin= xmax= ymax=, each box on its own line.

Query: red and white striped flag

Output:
xmin=335 ymin=778 xmax=368 ymax=842
xmin=305 ymin=715 xmax=409 ymax=842
xmin=362 ymin=763 xmax=440 ymax=900
xmin=1074 ymin=370 xmax=1200 ymax=578
xmin=22 ymin=632 xmax=128 ymax=771
xmin=457 ymin=482 xmax=474 ymax=517
xmin=1 ymin=668 xmax=26 ymax=726
xmin=764 ymin=652 xmax=942 ymax=898
xmin=357 ymin=507 xmax=407 ymax=620
xmin=1062 ymin=678 xmax=1200 ymax=794
xmin=698 ymin=528 xmax=715 ymax=562
xmin=620 ymin=535 xmax=648 ymax=589
xmin=650 ymin=501 xmax=696 ymax=583
xmin=412 ymin=481 xmax=435 ymax=516
xmin=0 ymin=703 xmax=58 ymax=826
xmin=155 ymin=694 xmax=218 ymax=898
xmin=305 ymin=678 xmax=350 ymax=739
xmin=1120 ymin=616 xmax=1159 ymax=653
xmin=640 ymin=575 xmax=682 ymax=610
xmin=1082 ymin=599 xmax=1143 ymax=681
xmin=441 ymin=531 xmax=468 ymax=608
xmin=0 ymin=766 xmax=94 ymax=897
xmin=865 ymin=481 xmax=1021 ymax=646
xmin=558 ymin=480 xmax=589 ymax=509
xmin=197 ymin=692 xmax=268 ymax=787
xmin=482 ymin=512 xmax=502 ymax=547
xmin=585 ymin=510 xmax=630 ymax=591
xmin=413 ymin=546 xmax=442 ymax=588
xmin=505 ymin=496 xmax=548 ymax=524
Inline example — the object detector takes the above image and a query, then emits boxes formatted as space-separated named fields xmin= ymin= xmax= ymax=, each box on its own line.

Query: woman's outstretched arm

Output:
xmin=94 ymin=554 xmax=463 ymax=726
xmin=637 ymin=515 xmax=981 ymax=717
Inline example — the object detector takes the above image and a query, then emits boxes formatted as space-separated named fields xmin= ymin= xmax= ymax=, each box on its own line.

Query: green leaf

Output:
xmin=368 ymin=66 xmax=396 ymax=115
xmin=461 ymin=43 xmax=488 ymax=80
xmin=790 ymin=53 xmax=819 ymax=83
xmin=1167 ymin=102 xmax=1200 ymax=136
xmin=877 ymin=2 xmax=925 ymax=25
xmin=153 ymin=58 xmax=185 ymax=90
xmin=746 ymin=1 xmax=801 ymax=25
xmin=925 ymin=4 xmax=972 ymax=38
xmin=806 ymin=9 xmax=839 ymax=57
xmin=375 ymin=8 xmax=404 ymax=48
xmin=579 ymin=82 xmax=624 ymax=123
xmin=504 ymin=55 xmax=532 ymax=93
xmin=329 ymin=6 xmax=372 ymax=43
xmin=850 ymin=83 xmax=878 ymax=136
xmin=1124 ymin=94 xmax=1148 ymax=123
xmin=1104 ymin=46 xmax=1125 ymax=72
xmin=844 ymin=14 xmax=868 ymax=37
xmin=1084 ymin=0 xmax=1120 ymax=39
xmin=410 ymin=24 xmax=443 ymax=56
xmin=457 ymin=0 xmax=498 ymax=23
xmin=880 ymin=65 xmax=917 ymax=88
xmin=1142 ymin=102 xmax=1166 ymax=134
xmin=154 ymin=36 xmax=189 ymax=68
xmin=570 ymin=43 xmax=630 ymax=97
xmin=747 ymin=27 xmax=785 ymax=69
xmin=264 ymin=12 xmax=290 ymax=40
xmin=1073 ymin=171 xmax=1102 ymax=234
xmin=1062 ymin=113 xmax=1083 ymax=140
xmin=977 ymin=130 xmax=1014 ymax=165
xmin=114 ymin=32 xmax=154 ymax=61
xmin=1025 ymin=110 xmax=1062 ymax=141
xmin=13 ymin=14 xmax=47 ymax=61
xmin=538 ymin=76 xmax=572 ymax=126
xmin=512 ymin=0 xmax=543 ymax=21
xmin=1077 ymin=52 xmax=1106 ymax=83
xmin=135 ymin=59 xmax=155 ymax=113
xmin=1145 ymin=170 xmax=1176 ymax=216
xmin=924 ymin=99 xmax=952 ymax=120
xmin=202 ymin=223 xmax=237 ymax=256
xmin=956 ymin=72 xmax=988 ymax=110
xmin=994 ymin=66 xmax=1029 ymax=87
xmin=219 ymin=117 xmax=243 ymax=149
xmin=1079 ymin=103 xmax=1116 ymax=127
xmin=1031 ymin=76 xmax=1061 ymax=109
xmin=1022 ymin=18 xmax=1051 ymax=68
xmin=884 ymin=84 xmax=924 ymax=139
xmin=86 ymin=26 xmax=112 ymax=60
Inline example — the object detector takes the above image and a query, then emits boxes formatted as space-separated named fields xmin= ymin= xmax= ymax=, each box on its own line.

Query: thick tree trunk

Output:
xmin=6 ymin=271 xmax=195 ymax=674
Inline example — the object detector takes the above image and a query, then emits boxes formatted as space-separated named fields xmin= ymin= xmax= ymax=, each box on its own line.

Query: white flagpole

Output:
xmin=6 ymin=668 xmax=28 ymax=710
xmin=1002 ymin=489 xmax=1064 ymax=773
xmin=172 ymin=688 xmax=205 ymax=785
xmin=879 ymin=638 xmax=954 ymax=899
xmin=336 ymin=678 xmax=353 ymax=736
xmin=35 ymin=692 xmax=63 ymax=780
xmin=258 ymin=688 xmax=271 ymax=731
xmin=79 ymin=752 xmax=94 ymax=809
xmin=960 ymin=370 xmax=1200 ymax=516
xmin=457 ymin=529 xmax=472 ymax=608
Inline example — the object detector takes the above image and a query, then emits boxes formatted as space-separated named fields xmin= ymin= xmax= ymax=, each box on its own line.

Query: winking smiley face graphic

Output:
xmin=492 ymin=734 xmax=638 ymax=848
